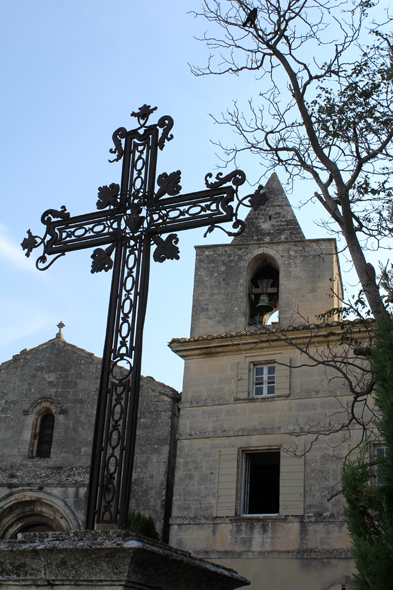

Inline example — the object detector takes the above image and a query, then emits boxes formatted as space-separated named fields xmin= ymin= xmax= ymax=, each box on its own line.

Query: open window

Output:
xmin=242 ymin=451 xmax=280 ymax=515
xmin=216 ymin=446 xmax=304 ymax=517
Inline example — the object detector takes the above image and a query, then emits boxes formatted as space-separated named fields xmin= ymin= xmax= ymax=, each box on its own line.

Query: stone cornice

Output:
xmin=169 ymin=320 xmax=374 ymax=360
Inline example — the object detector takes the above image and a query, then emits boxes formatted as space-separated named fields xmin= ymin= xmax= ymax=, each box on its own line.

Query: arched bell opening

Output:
xmin=248 ymin=255 xmax=279 ymax=326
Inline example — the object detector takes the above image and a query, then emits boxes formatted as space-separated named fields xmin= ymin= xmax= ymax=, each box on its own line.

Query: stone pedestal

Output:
xmin=0 ymin=531 xmax=250 ymax=590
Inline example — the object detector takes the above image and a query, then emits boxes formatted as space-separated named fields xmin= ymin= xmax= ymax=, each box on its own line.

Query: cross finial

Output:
xmin=56 ymin=321 xmax=65 ymax=339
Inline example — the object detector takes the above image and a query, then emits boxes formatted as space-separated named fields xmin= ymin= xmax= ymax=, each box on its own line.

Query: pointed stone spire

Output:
xmin=232 ymin=173 xmax=305 ymax=244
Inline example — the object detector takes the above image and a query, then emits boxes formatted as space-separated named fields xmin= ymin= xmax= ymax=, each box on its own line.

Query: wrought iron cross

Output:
xmin=22 ymin=105 xmax=262 ymax=529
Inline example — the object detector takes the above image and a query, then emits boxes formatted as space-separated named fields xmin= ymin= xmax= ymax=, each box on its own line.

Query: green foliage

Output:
xmin=309 ymin=40 xmax=393 ymax=144
xmin=342 ymin=321 xmax=393 ymax=589
xmin=122 ymin=509 xmax=160 ymax=541
xmin=372 ymin=321 xmax=393 ymax=491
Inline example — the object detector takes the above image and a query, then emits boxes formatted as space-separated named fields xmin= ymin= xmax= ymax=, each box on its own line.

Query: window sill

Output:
xmin=229 ymin=514 xmax=287 ymax=522
xmin=234 ymin=394 xmax=289 ymax=402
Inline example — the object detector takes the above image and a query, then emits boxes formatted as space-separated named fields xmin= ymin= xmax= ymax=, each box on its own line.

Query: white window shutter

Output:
xmin=236 ymin=361 xmax=249 ymax=399
xmin=216 ymin=447 xmax=238 ymax=517
xmin=279 ymin=447 xmax=304 ymax=515
xmin=275 ymin=356 xmax=290 ymax=396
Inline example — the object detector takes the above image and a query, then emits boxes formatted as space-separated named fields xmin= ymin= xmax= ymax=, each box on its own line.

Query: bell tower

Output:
xmin=169 ymin=174 xmax=353 ymax=590
xmin=190 ymin=173 xmax=342 ymax=335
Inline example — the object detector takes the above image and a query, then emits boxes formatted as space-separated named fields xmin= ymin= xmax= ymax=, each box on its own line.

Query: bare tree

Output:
xmin=191 ymin=0 xmax=393 ymax=320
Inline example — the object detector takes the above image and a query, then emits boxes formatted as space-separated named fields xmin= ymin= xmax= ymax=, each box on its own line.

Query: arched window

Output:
xmin=36 ymin=412 xmax=55 ymax=458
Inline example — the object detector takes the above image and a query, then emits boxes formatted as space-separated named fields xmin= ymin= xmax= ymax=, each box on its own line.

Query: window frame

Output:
xmin=252 ymin=363 xmax=276 ymax=398
xmin=29 ymin=408 xmax=55 ymax=459
xmin=241 ymin=449 xmax=281 ymax=516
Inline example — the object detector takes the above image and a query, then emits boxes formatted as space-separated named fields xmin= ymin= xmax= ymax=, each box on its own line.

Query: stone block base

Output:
xmin=0 ymin=530 xmax=249 ymax=590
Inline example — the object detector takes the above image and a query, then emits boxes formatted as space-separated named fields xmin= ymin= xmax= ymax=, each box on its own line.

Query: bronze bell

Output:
xmin=256 ymin=293 xmax=274 ymax=312
xmin=256 ymin=279 xmax=274 ymax=313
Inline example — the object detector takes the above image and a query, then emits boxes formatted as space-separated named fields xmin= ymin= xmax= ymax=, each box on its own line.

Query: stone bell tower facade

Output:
xmin=169 ymin=174 xmax=355 ymax=590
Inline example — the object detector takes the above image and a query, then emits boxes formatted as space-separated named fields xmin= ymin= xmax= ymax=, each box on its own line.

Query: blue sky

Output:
xmin=0 ymin=0 xmax=377 ymax=391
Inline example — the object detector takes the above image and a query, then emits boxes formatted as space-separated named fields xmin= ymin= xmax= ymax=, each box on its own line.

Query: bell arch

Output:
xmin=247 ymin=253 xmax=280 ymax=325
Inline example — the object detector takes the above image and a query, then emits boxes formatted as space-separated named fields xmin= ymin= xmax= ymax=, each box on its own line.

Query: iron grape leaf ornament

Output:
xmin=152 ymin=234 xmax=180 ymax=263
xmin=155 ymin=171 xmax=182 ymax=199
xmin=91 ymin=243 xmax=116 ymax=274
xmin=248 ymin=186 xmax=269 ymax=211
xmin=96 ymin=184 xmax=120 ymax=210
xmin=21 ymin=230 xmax=38 ymax=258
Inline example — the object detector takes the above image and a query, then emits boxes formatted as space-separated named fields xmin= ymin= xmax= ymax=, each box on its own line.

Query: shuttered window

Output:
xmin=275 ymin=357 xmax=290 ymax=396
xmin=236 ymin=361 xmax=249 ymax=399
xmin=279 ymin=447 xmax=304 ymax=515
xmin=217 ymin=445 xmax=305 ymax=517
xmin=240 ymin=447 xmax=304 ymax=516
xmin=216 ymin=447 xmax=237 ymax=517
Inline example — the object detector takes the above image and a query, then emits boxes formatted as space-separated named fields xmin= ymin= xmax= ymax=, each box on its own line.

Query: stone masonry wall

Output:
xmin=0 ymin=337 xmax=180 ymax=539
xmin=191 ymin=239 xmax=342 ymax=337
xmin=169 ymin=335 xmax=358 ymax=589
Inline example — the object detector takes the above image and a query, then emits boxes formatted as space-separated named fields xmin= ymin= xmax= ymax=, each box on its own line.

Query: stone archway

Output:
xmin=0 ymin=489 xmax=81 ymax=539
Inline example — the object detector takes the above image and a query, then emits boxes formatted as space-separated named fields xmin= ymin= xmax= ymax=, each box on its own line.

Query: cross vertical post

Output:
xmin=22 ymin=105 xmax=265 ymax=529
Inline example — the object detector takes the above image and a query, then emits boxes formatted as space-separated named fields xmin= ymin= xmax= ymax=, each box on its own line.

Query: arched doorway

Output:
xmin=0 ymin=489 xmax=81 ymax=539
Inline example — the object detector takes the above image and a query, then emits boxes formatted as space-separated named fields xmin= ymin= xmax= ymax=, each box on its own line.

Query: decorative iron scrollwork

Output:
xmin=36 ymin=252 xmax=65 ymax=271
xmin=157 ymin=115 xmax=174 ymax=150
xmin=155 ymin=171 xmax=182 ymax=199
xmin=41 ymin=206 xmax=70 ymax=225
xmin=96 ymin=184 xmax=120 ymax=210
xmin=152 ymin=234 xmax=180 ymax=263
xmin=109 ymin=127 xmax=127 ymax=163
xmin=23 ymin=106 xmax=261 ymax=530
xmin=205 ymin=169 xmax=246 ymax=189
xmin=131 ymin=104 xmax=158 ymax=128
xmin=125 ymin=205 xmax=145 ymax=233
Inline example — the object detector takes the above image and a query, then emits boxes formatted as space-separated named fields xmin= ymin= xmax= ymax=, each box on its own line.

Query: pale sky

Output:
xmin=0 ymin=0 xmax=380 ymax=391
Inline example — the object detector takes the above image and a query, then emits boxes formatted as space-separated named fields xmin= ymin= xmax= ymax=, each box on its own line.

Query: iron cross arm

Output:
xmin=22 ymin=183 xmax=241 ymax=272
xmin=21 ymin=180 xmax=247 ymax=274
xmin=22 ymin=106 xmax=265 ymax=530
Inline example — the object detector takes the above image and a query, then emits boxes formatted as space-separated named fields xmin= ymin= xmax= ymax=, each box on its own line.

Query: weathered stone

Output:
xmin=0 ymin=337 xmax=180 ymax=541
xmin=168 ymin=176 xmax=359 ymax=589
xmin=0 ymin=531 xmax=250 ymax=590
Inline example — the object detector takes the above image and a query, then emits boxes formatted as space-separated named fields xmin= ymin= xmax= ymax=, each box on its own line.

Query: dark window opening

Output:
xmin=243 ymin=451 xmax=280 ymax=514
xmin=36 ymin=413 xmax=55 ymax=458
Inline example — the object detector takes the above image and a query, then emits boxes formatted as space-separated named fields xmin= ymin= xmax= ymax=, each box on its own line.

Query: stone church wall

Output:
xmin=0 ymin=335 xmax=180 ymax=540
